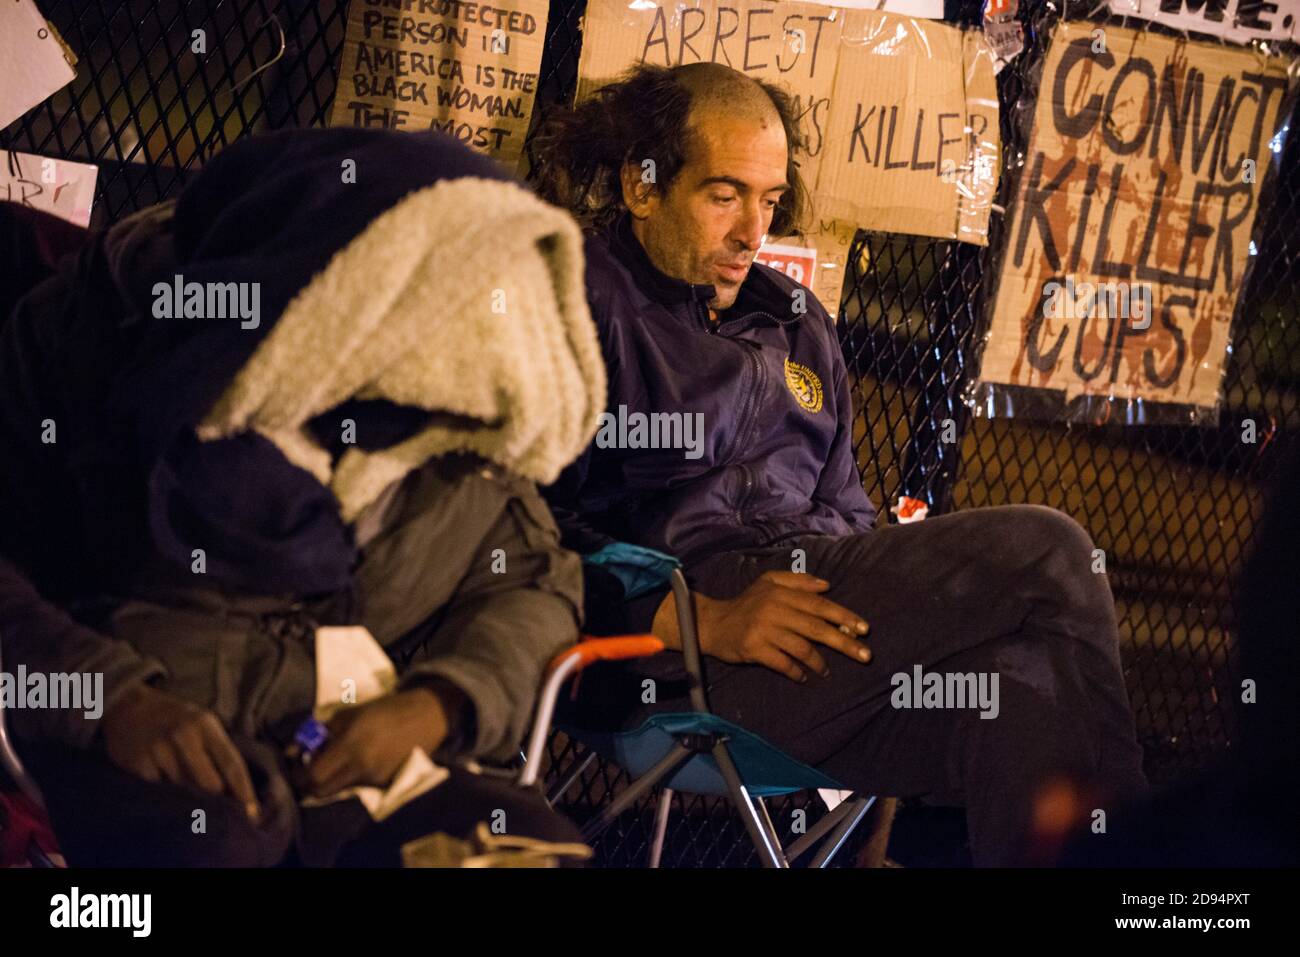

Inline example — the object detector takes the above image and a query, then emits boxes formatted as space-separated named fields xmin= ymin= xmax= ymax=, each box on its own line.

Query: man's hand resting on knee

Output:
xmin=101 ymin=684 xmax=262 ymax=822
xmin=651 ymin=571 xmax=871 ymax=682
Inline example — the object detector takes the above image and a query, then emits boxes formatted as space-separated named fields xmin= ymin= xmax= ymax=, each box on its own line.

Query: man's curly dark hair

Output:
xmin=528 ymin=63 xmax=809 ymax=237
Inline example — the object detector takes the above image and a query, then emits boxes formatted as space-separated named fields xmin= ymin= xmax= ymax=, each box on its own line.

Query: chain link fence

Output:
xmin=4 ymin=0 xmax=1296 ymax=865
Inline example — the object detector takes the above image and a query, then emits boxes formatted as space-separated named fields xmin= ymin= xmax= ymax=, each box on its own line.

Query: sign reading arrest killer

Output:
xmin=974 ymin=23 xmax=1294 ymax=417
xmin=328 ymin=0 xmax=549 ymax=169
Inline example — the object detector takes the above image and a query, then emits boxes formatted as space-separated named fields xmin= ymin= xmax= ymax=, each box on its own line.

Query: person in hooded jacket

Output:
xmin=0 ymin=128 xmax=603 ymax=866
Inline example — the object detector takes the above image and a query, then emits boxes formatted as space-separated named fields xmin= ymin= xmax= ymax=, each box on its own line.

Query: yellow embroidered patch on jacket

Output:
xmin=783 ymin=357 xmax=824 ymax=413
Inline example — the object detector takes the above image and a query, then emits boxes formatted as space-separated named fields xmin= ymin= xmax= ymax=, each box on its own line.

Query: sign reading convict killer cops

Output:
xmin=973 ymin=22 xmax=1294 ymax=419
xmin=576 ymin=1 xmax=1000 ymax=245
xmin=329 ymin=0 xmax=549 ymax=169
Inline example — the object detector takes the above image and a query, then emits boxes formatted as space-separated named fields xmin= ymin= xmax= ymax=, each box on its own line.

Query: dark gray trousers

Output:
xmin=578 ymin=504 xmax=1149 ymax=866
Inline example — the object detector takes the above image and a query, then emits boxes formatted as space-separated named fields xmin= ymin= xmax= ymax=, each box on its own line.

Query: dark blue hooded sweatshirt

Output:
xmin=545 ymin=214 xmax=878 ymax=633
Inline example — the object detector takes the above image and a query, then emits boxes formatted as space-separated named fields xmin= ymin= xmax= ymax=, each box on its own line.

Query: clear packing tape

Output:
xmin=964 ymin=17 xmax=1300 ymax=426
xmin=815 ymin=7 xmax=1001 ymax=245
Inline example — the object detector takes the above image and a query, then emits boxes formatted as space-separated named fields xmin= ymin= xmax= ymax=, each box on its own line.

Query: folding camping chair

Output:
xmin=520 ymin=567 xmax=878 ymax=868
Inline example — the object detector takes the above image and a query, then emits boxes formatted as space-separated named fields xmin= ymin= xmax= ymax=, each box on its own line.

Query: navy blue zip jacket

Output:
xmin=545 ymin=214 xmax=877 ymax=633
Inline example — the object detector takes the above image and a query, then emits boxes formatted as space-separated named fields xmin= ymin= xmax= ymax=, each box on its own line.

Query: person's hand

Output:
xmin=101 ymin=683 xmax=261 ymax=821
xmin=653 ymin=571 xmax=871 ymax=682
xmin=299 ymin=688 xmax=453 ymax=797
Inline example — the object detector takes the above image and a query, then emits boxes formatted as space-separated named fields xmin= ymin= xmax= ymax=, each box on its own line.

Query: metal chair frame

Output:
xmin=521 ymin=568 xmax=877 ymax=868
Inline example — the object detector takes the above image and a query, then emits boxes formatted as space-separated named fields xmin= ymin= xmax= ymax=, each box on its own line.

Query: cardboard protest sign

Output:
xmin=757 ymin=217 xmax=857 ymax=317
xmin=1107 ymin=0 xmax=1299 ymax=45
xmin=577 ymin=0 xmax=845 ymax=190
xmin=0 ymin=0 xmax=77 ymax=129
xmin=816 ymin=11 xmax=1000 ymax=244
xmin=1 ymin=152 xmax=97 ymax=227
xmin=328 ymin=0 xmax=549 ymax=169
xmin=974 ymin=22 xmax=1295 ymax=418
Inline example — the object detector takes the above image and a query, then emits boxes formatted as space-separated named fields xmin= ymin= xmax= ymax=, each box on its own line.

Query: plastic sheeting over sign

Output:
xmin=815 ymin=10 xmax=1000 ymax=245
xmin=968 ymin=21 xmax=1297 ymax=426
xmin=831 ymin=0 xmax=942 ymax=14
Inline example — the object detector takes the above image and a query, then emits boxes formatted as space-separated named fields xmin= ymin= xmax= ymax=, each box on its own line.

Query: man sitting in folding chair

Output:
xmin=531 ymin=62 xmax=1149 ymax=867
